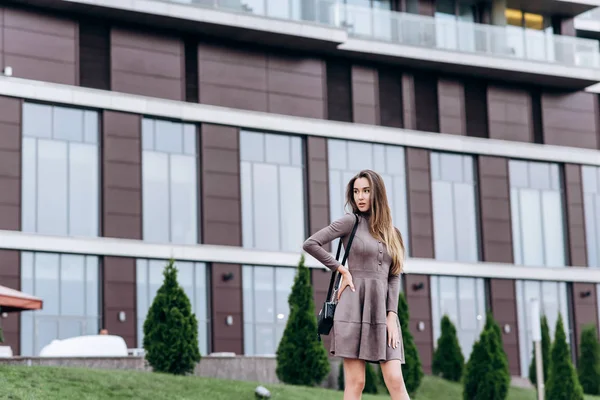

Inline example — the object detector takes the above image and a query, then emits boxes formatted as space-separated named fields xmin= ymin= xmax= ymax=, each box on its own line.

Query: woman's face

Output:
xmin=353 ymin=177 xmax=371 ymax=213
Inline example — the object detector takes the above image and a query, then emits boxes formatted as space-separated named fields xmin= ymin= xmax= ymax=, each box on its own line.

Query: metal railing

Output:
xmin=166 ymin=0 xmax=600 ymax=68
xmin=169 ymin=0 xmax=339 ymax=25
xmin=331 ymin=3 xmax=600 ymax=68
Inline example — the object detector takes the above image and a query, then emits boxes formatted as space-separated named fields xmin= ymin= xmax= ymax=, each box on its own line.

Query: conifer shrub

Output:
xmin=276 ymin=255 xmax=329 ymax=386
xmin=143 ymin=259 xmax=200 ymax=375
xmin=432 ymin=314 xmax=465 ymax=382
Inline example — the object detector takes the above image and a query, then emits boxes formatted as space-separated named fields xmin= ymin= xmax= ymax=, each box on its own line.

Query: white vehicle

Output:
xmin=39 ymin=335 xmax=128 ymax=358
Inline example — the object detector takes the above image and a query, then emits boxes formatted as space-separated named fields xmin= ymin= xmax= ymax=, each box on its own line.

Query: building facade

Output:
xmin=1 ymin=0 xmax=600 ymax=378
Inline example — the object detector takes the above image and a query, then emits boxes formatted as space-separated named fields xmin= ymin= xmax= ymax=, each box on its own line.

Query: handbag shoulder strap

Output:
xmin=325 ymin=213 xmax=359 ymax=302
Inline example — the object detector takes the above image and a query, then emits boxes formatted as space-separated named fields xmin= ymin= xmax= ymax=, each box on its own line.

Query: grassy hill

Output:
xmin=1 ymin=366 xmax=600 ymax=400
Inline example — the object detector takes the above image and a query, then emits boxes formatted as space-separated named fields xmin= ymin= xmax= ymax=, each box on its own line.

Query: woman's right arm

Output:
xmin=302 ymin=213 xmax=356 ymax=272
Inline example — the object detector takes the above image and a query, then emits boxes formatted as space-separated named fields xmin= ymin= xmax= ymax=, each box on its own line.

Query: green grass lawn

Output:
xmin=1 ymin=366 xmax=599 ymax=400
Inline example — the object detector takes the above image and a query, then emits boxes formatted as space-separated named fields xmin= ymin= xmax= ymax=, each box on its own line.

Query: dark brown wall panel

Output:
xmin=352 ymin=65 xmax=379 ymax=125
xmin=378 ymin=67 xmax=403 ymax=128
xmin=198 ymin=43 xmax=326 ymax=119
xmin=2 ymin=8 xmax=78 ymax=85
xmin=306 ymin=136 xmax=332 ymax=348
xmin=561 ymin=18 xmax=576 ymax=36
xmin=102 ymin=111 xmax=142 ymax=240
xmin=465 ymin=78 xmax=489 ymax=138
xmin=478 ymin=156 xmax=520 ymax=375
xmin=406 ymin=148 xmax=434 ymax=258
xmin=438 ymin=78 xmax=466 ymax=135
xmin=405 ymin=148 xmax=434 ymax=372
xmin=489 ymin=279 xmax=520 ymax=376
xmin=79 ymin=20 xmax=110 ymax=90
xmin=478 ymin=156 xmax=512 ymax=263
xmin=267 ymin=55 xmax=326 ymax=119
xmin=201 ymin=124 xmax=241 ymax=246
xmin=402 ymin=74 xmax=417 ymax=130
xmin=0 ymin=96 xmax=20 ymax=352
xmin=565 ymin=164 xmax=588 ymax=267
xmin=414 ymin=73 xmax=439 ymax=133
xmin=418 ymin=0 xmax=435 ymax=16
xmin=572 ymin=283 xmax=599 ymax=361
xmin=327 ymin=59 xmax=352 ymax=122
xmin=101 ymin=112 xmax=141 ymax=348
xmin=201 ymin=123 xmax=244 ymax=353
xmin=211 ymin=263 xmax=243 ymax=354
xmin=0 ymin=8 xmax=3 ymax=70
xmin=405 ymin=274 xmax=433 ymax=373
xmin=103 ymin=256 xmax=136 ymax=347
xmin=0 ymin=250 xmax=20 ymax=354
xmin=0 ymin=96 xmax=21 ymax=232
xmin=541 ymin=91 xmax=599 ymax=150
xmin=198 ymin=44 xmax=268 ymax=113
xmin=111 ymin=28 xmax=184 ymax=101
xmin=487 ymin=85 xmax=533 ymax=142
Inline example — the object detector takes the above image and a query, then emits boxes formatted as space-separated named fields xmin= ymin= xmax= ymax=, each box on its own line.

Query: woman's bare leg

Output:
xmin=380 ymin=360 xmax=410 ymax=400
xmin=343 ymin=358 xmax=366 ymax=400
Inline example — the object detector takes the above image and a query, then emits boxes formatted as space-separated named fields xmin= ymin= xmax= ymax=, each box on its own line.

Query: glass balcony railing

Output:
xmin=331 ymin=3 xmax=600 ymax=68
xmin=169 ymin=0 xmax=340 ymax=25
xmin=169 ymin=0 xmax=600 ymax=68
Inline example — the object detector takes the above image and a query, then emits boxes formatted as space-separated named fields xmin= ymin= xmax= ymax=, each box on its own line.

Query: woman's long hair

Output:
xmin=345 ymin=169 xmax=405 ymax=275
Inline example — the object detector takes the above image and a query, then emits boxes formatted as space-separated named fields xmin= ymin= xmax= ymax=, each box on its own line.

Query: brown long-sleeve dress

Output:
xmin=303 ymin=212 xmax=405 ymax=364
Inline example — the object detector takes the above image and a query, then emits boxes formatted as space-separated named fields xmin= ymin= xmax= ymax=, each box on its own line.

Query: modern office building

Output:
xmin=1 ymin=0 xmax=600 ymax=379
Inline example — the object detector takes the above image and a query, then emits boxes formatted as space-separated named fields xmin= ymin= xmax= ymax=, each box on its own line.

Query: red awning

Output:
xmin=0 ymin=285 xmax=43 ymax=313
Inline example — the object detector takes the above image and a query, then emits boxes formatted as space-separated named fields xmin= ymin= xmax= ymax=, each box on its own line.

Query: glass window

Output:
xmin=431 ymin=276 xmax=485 ymax=359
xmin=136 ymin=259 xmax=210 ymax=356
xmin=436 ymin=0 xmax=455 ymax=16
xmin=430 ymin=153 xmax=483 ymax=358
xmin=509 ymin=160 xmax=566 ymax=267
xmin=430 ymin=152 xmax=479 ymax=263
xmin=327 ymin=139 xmax=409 ymax=253
xmin=405 ymin=0 xmax=419 ymax=13
xmin=583 ymin=166 xmax=600 ymax=268
xmin=242 ymin=265 xmax=295 ymax=356
xmin=142 ymin=118 xmax=199 ymax=245
xmin=516 ymin=280 xmax=570 ymax=377
xmin=240 ymin=131 xmax=306 ymax=253
xmin=20 ymin=252 xmax=100 ymax=356
xmin=21 ymin=103 xmax=99 ymax=237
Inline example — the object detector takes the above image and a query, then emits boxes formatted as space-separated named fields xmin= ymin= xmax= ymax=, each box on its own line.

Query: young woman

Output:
xmin=303 ymin=169 xmax=410 ymax=400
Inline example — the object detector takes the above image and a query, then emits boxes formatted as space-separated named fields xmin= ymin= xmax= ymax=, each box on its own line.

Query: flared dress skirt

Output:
xmin=330 ymin=268 xmax=405 ymax=364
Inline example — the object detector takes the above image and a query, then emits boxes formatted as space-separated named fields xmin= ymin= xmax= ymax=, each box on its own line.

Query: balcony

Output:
xmin=330 ymin=3 xmax=600 ymax=88
xmin=21 ymin=0 xmax=600 ymax=88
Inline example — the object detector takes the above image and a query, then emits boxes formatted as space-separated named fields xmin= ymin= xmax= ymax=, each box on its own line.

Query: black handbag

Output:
xmin=316 ymin=213 xmax=359 ymax=341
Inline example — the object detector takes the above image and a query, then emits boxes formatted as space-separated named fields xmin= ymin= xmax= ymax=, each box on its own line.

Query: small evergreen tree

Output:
xmin=276 ymin=255 xmax=330 ymax=386
xmin=364 ymin=363 xmax=379 ymax=394
xmin=529 ymin=315 xmax=551 ymax=386
xmin=463 ymin=314 xmax=510 ymax=400
xmin=432 ymin=315 xmax=464 ymax=382
xmin=397 ymin=292 xmax=423 ymax=397
xmin=143 ymin=259 xmax=200 ymax=375
xmin=338 ymin=361 xmax=379 ymax=394
xmin=578 ymin=324 xmax=600 ymax=395
xmin=484 ymin=312 xmax=507 ymax=357
xmin=545 ymin=314 xmax=584 ymax=400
